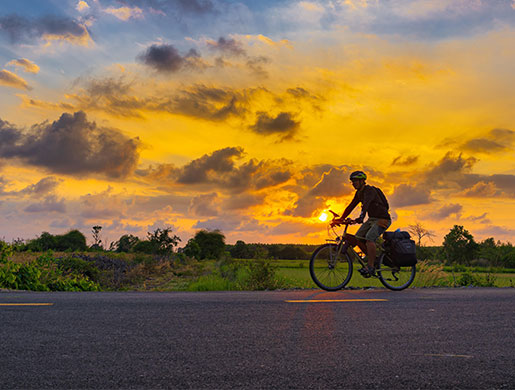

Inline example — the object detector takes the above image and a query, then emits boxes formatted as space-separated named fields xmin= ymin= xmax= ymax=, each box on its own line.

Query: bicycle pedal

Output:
xmin=358 ymin=268 xmax=371 ymax=278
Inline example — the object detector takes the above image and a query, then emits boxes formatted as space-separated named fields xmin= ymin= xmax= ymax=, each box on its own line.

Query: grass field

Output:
xmin=273 ymin=259 xmax=515 ymax=288
xmin=3 ymin=252 xmax=515 ymax=290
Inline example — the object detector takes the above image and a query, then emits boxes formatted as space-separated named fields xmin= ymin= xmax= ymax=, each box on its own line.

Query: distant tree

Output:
xmin=183 ymin=238 xmax=202 ymax=259
xmin=277 ymin=246 xmax=307 ymax=260
xmin=28 ymin=232 xmax=57 ymax=251
xmin=90 ymin=225 xmax=103 ymax=251
xmin=133 ymin=240 xmax=155 ymax=254
xmin=443 ymin=225 xmax=478 ymax=264
xmin=230 ymin=240 xmax=251 ymax=259
xmin=252 ymin=245 xmax=268 ymax=260
xmin=27 ymin=230 xmax=87 ymax=252
xmin=191 ymin=230 xmax=226 ymax=260
xmin=146 ymin=227 xmax=181 ymax=256
xmin=56 ymin=230 xmax=88 ymax=251
xmin=113 ymin=234 xmax=140 ymax=253
xmin=408 ymin=222 xmax=436 ymax=246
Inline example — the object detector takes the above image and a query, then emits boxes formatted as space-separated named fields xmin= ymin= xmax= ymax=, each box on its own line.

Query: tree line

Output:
xmin=7 ymin=224 xmax=515 ymax=268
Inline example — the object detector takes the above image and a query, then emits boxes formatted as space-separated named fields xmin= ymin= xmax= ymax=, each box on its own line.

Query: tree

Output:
xmin=183 ymin=238 xmax=201 ymax=259
xmin=147 ymin=227 xmax=181 ymax=256
xmin=230 ymin=240 xmax=251 ymax=259
xmin=91 ymin=225 xmax=103 ymax=251
xmin=56 ymin=230 xmax=88 ymax=251
xmin=191 ymin=230 xmax=226 ymax=260
xmin=113 ymin=234 xmax=140 ymax=253
xmin=443 ymin=225 xmax=478 ymax=264
xmin=408 ymin=222 xmax=436 ymax=246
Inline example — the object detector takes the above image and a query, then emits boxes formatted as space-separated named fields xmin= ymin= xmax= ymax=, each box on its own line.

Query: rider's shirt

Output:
xmin=342 ymin=185 xmax=391 ymax=220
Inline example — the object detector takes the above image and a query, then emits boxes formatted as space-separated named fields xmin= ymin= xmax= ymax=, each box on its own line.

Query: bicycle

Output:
xmin=309 ymin=211 xmax=416 ymax=291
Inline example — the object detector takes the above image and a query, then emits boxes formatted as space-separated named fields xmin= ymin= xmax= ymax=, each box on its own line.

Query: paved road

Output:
xmin=1 ymin=288 xmax=514 ymax=389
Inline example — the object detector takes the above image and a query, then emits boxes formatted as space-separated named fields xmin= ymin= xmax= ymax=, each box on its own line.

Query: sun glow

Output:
xmin=318 ymin=211 xmax=329 ymax=222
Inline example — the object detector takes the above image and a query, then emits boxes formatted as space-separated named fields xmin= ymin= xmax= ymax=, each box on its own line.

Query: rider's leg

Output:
xmin=366 ymin=240 xmax=376 ymax=268
xmin=356 ymin=239 xmax=368 ymax=254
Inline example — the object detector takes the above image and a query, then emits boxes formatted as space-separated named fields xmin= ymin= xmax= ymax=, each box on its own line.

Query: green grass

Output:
xmin=274 ymin=259 xmax=515 ymax=289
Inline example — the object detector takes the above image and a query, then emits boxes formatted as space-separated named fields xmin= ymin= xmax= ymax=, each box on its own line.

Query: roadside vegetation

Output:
xmin=1 ymin=224 xmax=514 ymax=291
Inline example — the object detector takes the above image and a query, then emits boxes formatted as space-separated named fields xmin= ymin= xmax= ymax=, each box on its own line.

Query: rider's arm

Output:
xmin=340 ymin=191 xmax=360 ymax=219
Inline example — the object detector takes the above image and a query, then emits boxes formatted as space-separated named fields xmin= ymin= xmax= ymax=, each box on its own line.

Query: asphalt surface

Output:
xmin=1 ymin=288 xmax=514 ymax=389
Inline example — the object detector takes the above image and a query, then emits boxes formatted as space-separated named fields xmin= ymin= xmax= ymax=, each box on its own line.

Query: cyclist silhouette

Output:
xmin=333 ymin=171 xmax=391 ymax=277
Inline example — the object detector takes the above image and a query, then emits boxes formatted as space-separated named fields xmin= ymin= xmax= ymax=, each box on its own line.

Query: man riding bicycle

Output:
xmin=333 ymin=171 xmax=391 ymax=277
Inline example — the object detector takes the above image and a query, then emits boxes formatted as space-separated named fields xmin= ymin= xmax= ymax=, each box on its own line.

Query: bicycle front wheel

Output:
xmin=377 ymin=254 xmax=416 ymax=291
xmin=309 ymin=243 xmax=353 ymax=291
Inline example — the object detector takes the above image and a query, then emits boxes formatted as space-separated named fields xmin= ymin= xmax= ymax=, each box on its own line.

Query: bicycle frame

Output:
xmin=328 ymin=220 xmax=398 ymax=273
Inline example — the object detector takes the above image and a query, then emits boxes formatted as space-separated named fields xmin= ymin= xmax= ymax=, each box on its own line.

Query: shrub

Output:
xmin=0 ymin=252 xmax=99 ymax=291
xmin=456 ymin=271 xmax=497 ymax=287
xmin=240 ymin=259 xmax=285 ymax=290
xmin=413 ymin=261 xmax=449 ymax=287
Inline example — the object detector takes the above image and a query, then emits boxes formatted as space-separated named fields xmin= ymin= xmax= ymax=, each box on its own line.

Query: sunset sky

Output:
xmin=0 ymin=0 xmax=514 ymax=246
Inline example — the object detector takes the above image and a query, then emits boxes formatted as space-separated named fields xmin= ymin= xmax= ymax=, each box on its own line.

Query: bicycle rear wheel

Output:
xmin=309 ymin=243 xmax=353 ymax=291
xmin=377 ymin=253 xmax=416 ymax=291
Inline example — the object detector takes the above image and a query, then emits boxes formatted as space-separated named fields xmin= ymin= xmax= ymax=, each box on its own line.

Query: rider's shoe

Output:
xmin=358 ymin=267 xmax=373 ymax=278
xmin=363 ymin=265 xmax=376 ymax=277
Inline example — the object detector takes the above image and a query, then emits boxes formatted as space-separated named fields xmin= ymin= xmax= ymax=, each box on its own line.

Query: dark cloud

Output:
xmin=18 ymin=177 xmax=61 ymax=197
xmin=206 ymin=36 xmax=271 ymax=76
xmin=285 ymin=167 xmax=354 ymax=218
xmin=222 ymin=193 xmax=265 ymax=210
xmin=24 ymin=195 xmax=66 ymax=213
xmin=166 ymin=85 xmax=247 ymax=121
xmin=188 ymin=193 xmax=219 ymax=216
xmin=424 ymin=152 xmax=477 ymax=186
xmin=249 ymin=112 xmax=300 ymax=140
xmin=287 ymin=87 xmax=316 ymax=99
xmin=284 ymin=195 xmax=326 ymax=218
xmin=137 ymin=147 xmax=292 ymax=194
xmin=80 ymin=187 xmax=128 ymax=219
xmin=193 ymin=214 xmax=264 ymax=233
xmin=207 ymin=36 xmax=246 ymax=56
xmin=178 ymin=147 xmax=244 ymax=184
xmin=137 ymin=44 xmax=203 ymax=73
xmin=459 ymin=181 xmax=500 ymax=198
xmin=176 ymin=147 xmax=292 ymax=192
xmin=461 ymin=128 xmax=515 ymax=154
xmin=429 ymin=203 xmax=463 ymax=220
xmin=246 ymin=55 xmax=271 ymax=77
xmin=461 ymin=139 xmax=506 ymax=153
xmin=390 ymin=183 xmax=432 ymax=207
xmin=474 ymin=225 xmax=515 ymax=240
xmin=0 ymin=111 xmax=140 ymax=178
xmin=391 ymin=155 xmax=419 ymax=166
xmin=69 ymin=80 xmax=250 ymax=121
xmin=440 ymin=128 xmax=514 ymax=155
xmin=119 ymin=0 xmax=215 ymax=15
xmin=309 ymin=167 xmax=353 ymax=198
xmin=0 ymin=14 xmax=90 ymax=44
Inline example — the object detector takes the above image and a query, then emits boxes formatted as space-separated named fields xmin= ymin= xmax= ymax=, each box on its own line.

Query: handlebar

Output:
xmin=326 ymin=210 xmax=358 ymax=227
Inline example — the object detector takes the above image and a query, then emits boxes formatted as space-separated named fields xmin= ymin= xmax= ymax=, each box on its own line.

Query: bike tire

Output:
xmin=309 ymin=243 xmax=353 ymax=291
xmin=377 ymin=253 xmax=416 ymax=291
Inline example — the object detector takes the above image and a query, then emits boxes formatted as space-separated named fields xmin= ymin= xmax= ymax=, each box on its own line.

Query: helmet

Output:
xmin=350 ymin=170 xmax=367 ymax=181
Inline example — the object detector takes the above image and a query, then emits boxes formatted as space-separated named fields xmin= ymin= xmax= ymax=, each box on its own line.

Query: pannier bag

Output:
xmin=383 ymin=231 xmax=417 ymax=266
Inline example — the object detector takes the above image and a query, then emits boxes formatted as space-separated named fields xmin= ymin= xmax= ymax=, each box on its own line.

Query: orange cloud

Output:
xmin=6 ymin=58 xmax=40 ymax=74
xmin=0 ymin=69 xmax=30 ymax=90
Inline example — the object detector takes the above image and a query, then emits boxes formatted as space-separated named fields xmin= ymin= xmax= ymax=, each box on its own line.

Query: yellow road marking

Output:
xmin=424 ymin=353 xmax=473 ymax=359
xmin=285 ymin=299 xmax=388 ymax=303
xmin=0 ymin=303 xmax=54 ymax=306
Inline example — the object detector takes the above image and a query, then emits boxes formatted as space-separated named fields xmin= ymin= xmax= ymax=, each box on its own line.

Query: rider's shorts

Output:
xmin=355 ymin=218 xmax=392 ymax=242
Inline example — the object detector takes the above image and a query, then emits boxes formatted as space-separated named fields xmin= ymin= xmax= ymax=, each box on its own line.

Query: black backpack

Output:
xmin=383 ymin=231 xmax=417 ymax=267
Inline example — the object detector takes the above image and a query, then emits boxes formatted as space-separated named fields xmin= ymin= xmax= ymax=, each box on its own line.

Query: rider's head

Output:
xmin=350 ymin=170 xmax=367 ymax=190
